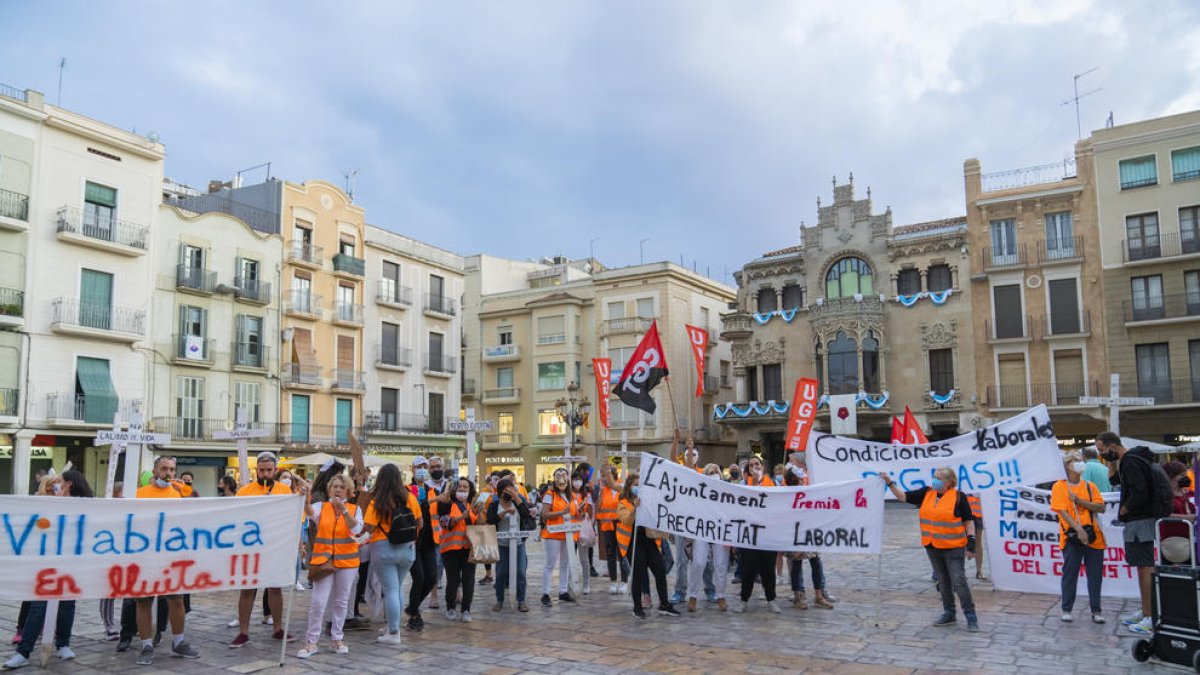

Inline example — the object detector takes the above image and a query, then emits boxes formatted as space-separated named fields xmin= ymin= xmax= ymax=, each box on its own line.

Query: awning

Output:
xmin=292 ymin=328 xmax=318 ymax=369
xmin=76 ymin=358 xmax=117 ymax=424
xmin=1122 ymin=436 xmax=1176 ymax=455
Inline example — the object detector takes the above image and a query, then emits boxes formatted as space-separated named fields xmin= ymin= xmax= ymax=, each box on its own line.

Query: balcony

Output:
xmin=424 ymin=293 xmax=456 ymax=317
xmin=0 ymin=187 xmax=29 ymax=230
xmin=1123 ymin=231 xmax=1200 ymax=264
xmin=985 ymin=381 xmax=1099 ymax=410
xmin=175 ymin=264 xmax=217 ymax=294
xmin=984 ymin=316 xmax=1036 ymax=343
xmin=424 ymin=354 xmax=457 ymax=377
xmin=483 ymin=432 xmax=521 ymax=449
xmin=281 ymin=363 xmax=322 ymax=389
xmin=173 ymin=334 xmax=214 ymax=366
xmin=1039 ymin=310 xmax=1091 ymax=339
xmin=982 ymin=245 xmax=1028 ymax=271
xmin=287 ymin=241 xmax=323 ymax=269
xmin=1036 ymin=235 xmax=1084 ymax=265
xmin=150 ymin=417 xmax=229 ymax=441
xmin=1123 ymin=293 xmax=1200 ymax=325
xmin=50 ymin=298 xmax=145 ymax=343
xmin=483 ymin=344 xmax=520 ymax=362
xmin=462 ymin=378 xmax=477 ymax=399
xmin=333 ymin=301 xmax=364 ymax=326
xmin=278 ymin=423 xmax=362 ymax=448
xmin=234 ymin=277 xmax=271 ymax=305
xmin=0 ymin=287 xmax=24 ymax=329
xmin=375 ymin=344 xmax=413 ymax=371
xmin=332 ymin=253 xmax=365 ymax=277
xmin=720 ymin=312 xmax=754 ymax=341
xmin=55 ymin=206 xmax=148 ymax=256
xmin=331 ymin=369 xmax=366 ymax=393
xmin=376 ymin=281 xmax=413 ymax=308
xmin=364 ymin=411 xmax=438 ymax=434
xmin=1124 ymin=377 xmax=1200 ymax=407
xmin=483 ymin=387 xmax=521 ymax=404
xmin=284 ymin=290 xmax=321 ymax=319
xmin=703 ymin=375 xmax=721 ymax=395
xmin=232 ymin=342 xmax=269 ymax=371
xmin=537 ymin=333 xmax=566 ymax=346
xmin=601 ymin=317 xmax=654 ymax=337
xmin=45 ymin=392 xmax=141 ymax=428
xmin=0 ymin=388 xmax=16 ymax=421
xmin=980 ymin=158 xmax=1077 ymax=192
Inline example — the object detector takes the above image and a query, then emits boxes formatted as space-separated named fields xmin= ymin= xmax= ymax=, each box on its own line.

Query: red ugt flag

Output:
xmin=592 ymin=358 xmax=612 ymax=429
xmin=903 ymin=406 xmax=929 ymax=444
xmin=617 ymin=320 xmax=669 ymax=414
xmin=684 ymin=324 xmax=708 ymax=398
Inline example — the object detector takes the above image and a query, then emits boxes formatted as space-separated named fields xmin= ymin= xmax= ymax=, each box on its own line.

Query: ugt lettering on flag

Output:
xmin=617 ymin=320 xmax=669 ymax=414
xmin=592 ymin=358 xmax=612 ymax=428
xmin=784 ymin=378 xmax=819 ymax=452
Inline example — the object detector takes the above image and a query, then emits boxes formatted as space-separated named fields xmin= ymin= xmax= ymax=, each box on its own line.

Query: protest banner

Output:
xmin=981 ymin=487 xmax=1138 ymax=598
xmin=635 ymin=453 xmax=884 ymax=553
xmin=806 ymin=404 xmax=1065 ymax=494
xmin=0 ymin=494 xmax=303 ymax=601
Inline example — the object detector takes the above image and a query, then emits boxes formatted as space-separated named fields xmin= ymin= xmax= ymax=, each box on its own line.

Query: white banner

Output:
xmin=0 ymin=495 xmax=303 ymax=601
xmin=806 ymin=404 xmax=1065 ymax=494
xmin=636 ymin=453 xmax=884 ymax=553
xmin=981 ymin=487 xmax=1138 ymax=598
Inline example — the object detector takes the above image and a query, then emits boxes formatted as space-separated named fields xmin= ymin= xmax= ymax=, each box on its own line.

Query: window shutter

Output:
xmin=85 ymin=182 xmax=117 ymax=207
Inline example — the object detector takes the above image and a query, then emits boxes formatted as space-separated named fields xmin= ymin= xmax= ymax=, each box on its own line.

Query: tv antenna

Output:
xmin=1061 ymin=67 xmax=1101 ymax=140
xmin=342 ymin=169 xmax=358 ymax=202
xmin=56 ymin=58 xmax=66 ymax=106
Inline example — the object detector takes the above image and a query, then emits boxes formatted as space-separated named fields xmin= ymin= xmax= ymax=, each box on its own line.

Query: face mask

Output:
xmin=631 ymin=486 xmax=639 ymax=497
xmin=414 ymin=468 xmax=429 ymax=482
xmin=572 ymin=479 xmax=583 ymax=490
xmin=774 ymin=475 xmax=783 ymax=483
xmin=154 ymin=478 xmax=170 ymax=488
xmin=52 ymin=483 xmax=64 ymax=494
xmin=752 ymin=468 xmax=763 ymax=477
xmin=430 ymin=469 xmax=444 ymax=481
xmin=729 ymin=471 xmax=741 ymax=481
xmin=1101 ymin=450 xmax=1119 ymax=462
xmin=1070 ymin=462 xmax=1086 ymax=474
xmin=455 ymin=491 xmax=469 ymax=501
xmin=931 ymin=479 xmax=945 ymax=491
xmin=1181 ymin=476 xmax=1193 ymax=489
xmin=280 ymin=477 xmax=292 ymax=487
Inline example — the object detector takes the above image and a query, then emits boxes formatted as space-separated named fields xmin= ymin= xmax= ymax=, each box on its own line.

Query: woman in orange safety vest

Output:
xmin=596 ymin=465 xmax=629 ymax=594
xmin=882 ymin=467 xmax=979 ymax=632
xmin=539 ymin=468 xmax=577 ymax=606
xmin=615 ymin=472 xmax=680 ymax=619
xmin=298 ymin=474 xmax=362 ymax=659
xmin=432 ymin=477 xmax=481 ymax=623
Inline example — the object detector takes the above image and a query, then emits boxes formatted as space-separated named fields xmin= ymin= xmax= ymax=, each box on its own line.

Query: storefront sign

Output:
xmin=483 ymin=456 xmax=525 ymax=465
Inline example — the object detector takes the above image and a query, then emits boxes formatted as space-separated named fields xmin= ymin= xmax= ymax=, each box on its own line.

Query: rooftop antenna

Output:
xmin=342 ymin=169 xmax=358 ymax=202
xmin=1061 ymin=67 xmax=1102 ymax=140
xmin=235 ymin=161 xmax=272 ymax=189
xmin=56 ymin=58 xmax=65 ymax=106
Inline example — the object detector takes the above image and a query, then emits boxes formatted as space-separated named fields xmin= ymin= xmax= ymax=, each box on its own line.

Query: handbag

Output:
xmin=466 ymin=524 xmax=500 ymax=564
xmin=1065 ymin=482 xmax=1098 ymax=546
xmin=577 ymin=517 xmax=597 ymax=548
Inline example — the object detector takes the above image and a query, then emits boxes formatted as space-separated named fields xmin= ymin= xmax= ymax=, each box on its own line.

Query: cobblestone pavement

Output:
xmin=0 ymin=506 xmax=1161 ymax=674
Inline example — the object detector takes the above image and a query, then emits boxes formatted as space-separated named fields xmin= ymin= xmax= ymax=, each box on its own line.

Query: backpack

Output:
xmin=385 ymin=499 xmax=418 ymax=544
xmin=1127 ymin=452 xmax=1174 ymax=519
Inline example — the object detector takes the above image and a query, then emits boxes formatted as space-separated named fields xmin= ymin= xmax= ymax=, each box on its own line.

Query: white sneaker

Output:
xmin=2 ymin=653 xmax=28 ymax=669
xmin=54 ymin=647 xmax=75 ymax=661
xmin=609 ymin=583 xmax=618 ymax=594
xmin=1128 ymin=616 xmax=1153 ymax=635
xmin=296 ymin=645 xmax=318 ymax=660
xmin=583 ymin=585 xmax=591 ymax=595
xmin=226 ymin=618 xmax=239 ymax=628
xmin=293 ymin=582 xmax=307 ymax=592
xmin=732 ymin=599 xmax=747 ymax=614
xmin=1121 ymin=609 xmax=1144 ymax=625
xmin=765 ymin=600 xmax=782 ymax=614
xmin=1061 ymin=612 xmax=1073 ymax=622
xmin=444 ymin=608 xmax=458 ymax=621
xmin=617 ymin=583 xmax=628 ymax=594
xmin=262 ymin=616 xmax=273 ymax=625
xmin=375 ymin=631 xmax=403 ymax=645
xmin=460 ymin=611 xmax=472 ymax=623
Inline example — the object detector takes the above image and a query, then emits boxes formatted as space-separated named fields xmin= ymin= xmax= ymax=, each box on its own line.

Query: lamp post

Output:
xmin=554 ymin=381 xmax=591 ymax=454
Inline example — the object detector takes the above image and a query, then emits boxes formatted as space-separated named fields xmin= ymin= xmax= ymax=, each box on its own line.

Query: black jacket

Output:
xmin=1118 ymin=446 xmax=1158 ymax=522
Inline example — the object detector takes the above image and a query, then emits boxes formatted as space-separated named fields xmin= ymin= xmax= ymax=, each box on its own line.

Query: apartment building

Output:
xmin=0 ymin=83 xmax=164 ymax=494
xmin=1093 ymin=110 xmax=1200 ymax=441
xmin=361 ymin=224 xmax=465 ymax=465
xmin=964 ymin=140 xmax=1109 ymax=442
xmin=463 ymin=255 xmax=736 ymax=484
xmin=719 ymin=177 xmax=976 ymax=466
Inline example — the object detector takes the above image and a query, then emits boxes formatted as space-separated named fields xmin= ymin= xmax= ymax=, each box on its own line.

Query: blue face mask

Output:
xmin=931 ymin=479 xmax=945 ymax=491
xmin=414 ymin=468 xmax=429 ymax=482
xmin=631 ymin=486 xmax=640 ymax=497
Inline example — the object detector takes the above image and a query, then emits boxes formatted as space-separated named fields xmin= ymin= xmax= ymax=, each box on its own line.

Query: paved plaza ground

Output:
xmin=0 ymin=506 xmax=1163 ymax=674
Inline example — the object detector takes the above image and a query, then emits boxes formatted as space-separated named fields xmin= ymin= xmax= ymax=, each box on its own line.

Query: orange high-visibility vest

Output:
xmin=746 ymin=474 xmax=775 ymax=487
xmin=615 ymin=498 xmax=634 ymax=557
xmin=431 ymin=500 xmax=476 ymax=554
xmin=541 ymin=491 xmax=577 ymax=541
xmin=596 ymin=488 xmax=620 ymax=532
xmin=919 ymin=488 xmax=968 ymax=549
xmin=311 ymin=502 xmax=360 ymax=569
xmin=966 ymin=494 xmax=982 ymax=521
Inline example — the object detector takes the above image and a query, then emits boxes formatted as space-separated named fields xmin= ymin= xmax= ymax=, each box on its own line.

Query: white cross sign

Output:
xmin=95 ymin=429 xmax=173 ymax=445
xmin=1078 ymin=374 xmax=1154 ymax=435
xmin=213 ymin=406 xmax=272 ymax=485
xmin=448 ymin=420 xmax=495 ymax=432
xmin=496 ymin=530 xmax=535 ymax=541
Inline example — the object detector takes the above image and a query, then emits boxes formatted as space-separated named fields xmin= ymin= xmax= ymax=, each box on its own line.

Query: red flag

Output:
xmin=784 ymin=378 xmax=820 ymax=452
xmin=684 ymin=324 xmax=708 ymax=398
xmin=903 ymin=406 xmax=929 ymax=444
xmin=617 ymin=320 xmax=669 ymax=414
xmin=890 ymin=416 xmax=905 ymax=444
xmin=592 ymin=358 xmax=612 ymax=429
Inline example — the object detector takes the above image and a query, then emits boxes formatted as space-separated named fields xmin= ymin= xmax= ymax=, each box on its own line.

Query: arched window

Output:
xmin=862 ymin=331 xmax=880 ymax=393
xmin=825 ymin=257 xmax=874 ymax=299
xmin=827 ymin=331 xmax=858 ymax=394
xmin=756 ymin=288 xmax=777 ymax=314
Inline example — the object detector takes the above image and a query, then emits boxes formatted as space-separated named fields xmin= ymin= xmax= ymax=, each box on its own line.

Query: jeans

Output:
xmin=373 ymin=541 xmax=416 ymax=633
xmin=630 ymin=528 xmax=669 ymax=610
xmin=443 ymin=548 xmax=476 ymax=613
xmin=688 ymin=542 xmax=728 ymax=600
xmin=672 ymin=535 xmax=690 ymax=594
xmin=17 ymin=601 xmax=74 ymax=658
xmin=738 ymin=548 xmax=777 ymax=602
xmin=406 ymin=544 xmax=438 ymax=617
xmin=926 ymin=546 xmax=975 ymax=615
xmin=496 ymin=542 xmax=528 ymax=604
xmin=305 ymin=567 xmax=357 ymax=644
xmin=542 ymin=537 xmax=572 ymax=595
xmin=99 ymin=598 xmax=116 ymax=634
xmin=1060 ymin=542 xmax=1104 ymax=613
xmin=789 ymin=555 xmax=826 ymax=592
xmin=601 ymin=529 xmax=629 ymax=582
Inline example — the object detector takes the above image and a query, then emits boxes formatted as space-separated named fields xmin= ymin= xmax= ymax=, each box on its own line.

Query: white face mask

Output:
xmin=572 ymin=479 xmax=583 ymax=490
xmin=1070 ymin=461 xmax=1086 ymax=474
xmin=455 ymin=491 xmax=469 ymax=501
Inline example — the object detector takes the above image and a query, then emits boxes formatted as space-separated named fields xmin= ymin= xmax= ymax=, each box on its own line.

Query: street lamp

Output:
xmin=554 ymin=381 xmax=591 ymax=453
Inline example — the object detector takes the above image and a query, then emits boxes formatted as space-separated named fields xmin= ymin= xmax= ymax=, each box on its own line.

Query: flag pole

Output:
xmin=663 ymin=375 xmax=682 ymax=432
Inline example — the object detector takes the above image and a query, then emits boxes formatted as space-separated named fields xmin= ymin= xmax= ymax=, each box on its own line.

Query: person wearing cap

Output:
xmin=230 ymin=452 xmax=299 ymax=649
xmin=403 ymin=455 xmax=443 ymax=631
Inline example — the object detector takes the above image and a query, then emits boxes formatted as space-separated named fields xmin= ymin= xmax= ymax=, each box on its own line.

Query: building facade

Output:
xmin=719 ymin=177 xmax=976 ymax=468
xmin=964 ymin=140 xmax=1109 ymax=444
xmin=1093 ymin=110 xmax=1200 ymax=441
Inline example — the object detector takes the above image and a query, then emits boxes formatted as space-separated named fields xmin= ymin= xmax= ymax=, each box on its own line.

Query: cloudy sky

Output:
xmin=3 ymin=1 xmax=1197 ymax=284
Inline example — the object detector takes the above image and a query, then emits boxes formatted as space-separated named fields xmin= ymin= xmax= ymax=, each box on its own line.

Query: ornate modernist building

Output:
xmin=718 ymin=177 xmax=976 ymax=467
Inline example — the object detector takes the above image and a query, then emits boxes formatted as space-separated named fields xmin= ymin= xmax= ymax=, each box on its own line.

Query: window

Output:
xmin=79 ymin=269 xmax=113 ymax=330
xmin=1119 ymin=155 xmax=1158 ymax=189
xmin=178 ymin=305 xmax=207 ymax=360
xmin=761 ymin=364 xmax=782 ymax=401
xmin=1172 ymin=147 xmax=1200 ymax=182
xmin=745 ymin=366 xmax=758 ymax=401
xmin=293 ymin=274 xmax=312 ymax=313
xmin=537 ymin=315 xmax=565 ymax=344
xmin=498 ymin=412 xmax=514 ymax=434
xmin=1136 ymin=343 xmax=1172 ymax=402
xmin=1182 ymin=206 xmax=1200 ymax=254
xmin=75 ymin=356 xmax=116 ymax=423
xmin=381 ymin=261 xmax=401 ymax=302
xmin=781 ymin=285 xmax=804 ymax=310
xmin=538 ymin=409 xmax=565 ymax=435
xmin=235 ymin=315 xmax=263 ymax=367
xmin=1131 ymin=275 xmax=1164 ymax=321
xmin=427 ymin=393 xmax=444 ymax=433
xmin=337 ymin=283 xmax=356 ymax=321
xmin=827 ymin=331 xmax=858 ymax=394
xmin=1044 ymin=212 xmax=1075 ymax=259
xmin=756 ymin=288 xmax=777 ymax=313
xmin=83 ymin=181 xmax=116 ymax=239
xmin=238 ymin=257 xmax=261 ymax=297
xmin=814 ymin=341 xmax=824 ymax=395
xmin=989 ymin=219 xmax=1017 ymax=266
xmin=1126 ymin=213 xmax=1160 ymax=260
xmin=700 ymin=306 xmax=711 ymax=328
xmin=339 ymin=237 xmax=356 ymax=257
xmin=176 ymin=376 xmax=205 ymax=439
xmin=927 ymin=265 xmax=952 ymax=293
xmin=1191 ymin=340 xmax=1200 ymax=402
xmin=538 ymin=362 xmax=566 ymax=390
xmin=1047 ymin=278 xmax=1080 ymax=335
xmin=862 ymin=331 xmax=880 ymax=393
xmin=825 ymin=258 xmax=873 ymax=299
xmin=897 ymin=269 xmax=921 ymax=295
xmin=291 ymin=394 xmax=310 ymax=443
xmin=496 ymin=367 xmax=514 ymax=389
xmin=179 ymin=245 xmax=204 ymax=289
xmin=992 ymin=285 xmax=1023 ymax=339
xmin=234 ymin=381 xmax=261 ymax=423
xmin=498 ymin=327 xmax=513 ymax=345
xmin=430 ymin=274 xmax=445 ymax=298
xmin=608 ymin=301 xmax=625 ymax=319
xmin=1053 ymin=349 xmax=1085 ymax=404
xmin=380 ymin=388 xmax=398 ymax=430
xmin=719 ymin=360 xmax=730 ymax=387
xmin=609 ymin=346 xmax=634 ymax=379
xmin=997 ymin=354 xmax=1027 ymax=408
xmin=381 ymin=322 xmax=400 ymax=365
xmin=636 ymin=297 xmax=654 ymax=318
xmin=293 ymin=221 xmax=313 ymax=245
xmin=929 ymin=349 xmax=953 ymax=395
xmin=1186 ymin=271 xmax=1200 ymax=316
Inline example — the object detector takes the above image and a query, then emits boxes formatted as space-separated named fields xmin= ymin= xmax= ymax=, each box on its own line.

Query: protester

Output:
xmin=783 ymin=469 xmax=833 ymax=610
xmin=1080 ymin=446 xmax=1112 ymax=492
xmin=616 ymin=471 xmax=679 ymax=619
xmin=1164 ymin=461 xmax=1196 ymax=520
xmin=1096 ymin=432 xmax=1159 ymax=635
xmin=881 ymin=468 xmax=979 ymax=631
xmin=734 ymin=456 xmax=780 ymax=614
xmin=596 ymin=466 xmax=629 ymax=594
xmin=687 ymin=464 xmax=730 ymax=612
xmin=230 ymin=452 xmax=296 ymax=648
xmin=361 ymin=463 xmax=421 ymax=645
xmin=403 ymin=456 xmax=442 ymax=632
xmin=488 ymin=477 xmax=533 ymax=611
xmin=1051 ymin=451 xmax=1107 ymax=624
xmin=540 ymin=468 xmax=578 ymax=606
xmin=479 ymin=471 xmax=501 ymax=586
xmin=571 ymin=465 xmax=596 ymax=595
xmin=217 ymin=474 xmax=238 ymax=497
xmin=433 ymin=476 xmax=480 ymax=622
xmin=298 ymin=474 xmax=363 ymax=659
xmin=424 ymin=456 xmax=450 ymax=611
xmin=179 ymin=471 xmax=199 ymax=496
xmin=670 ymin=431 xmax=703 ymax=604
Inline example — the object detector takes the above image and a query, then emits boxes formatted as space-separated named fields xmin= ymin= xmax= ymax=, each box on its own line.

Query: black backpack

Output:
xmin=1127 ymin=452 xmax=1175 ymax=519
xmin=385 ymin=499 xmax=417 ymax=544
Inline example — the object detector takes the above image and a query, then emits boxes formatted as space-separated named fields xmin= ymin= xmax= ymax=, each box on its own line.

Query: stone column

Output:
xmin=919 ymin=269 xmax=928 ymax=293
xmin=734 ymin=367 xmax=747 ymax=401
xmin=13 ymin=429 xmax=33 ymax=495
